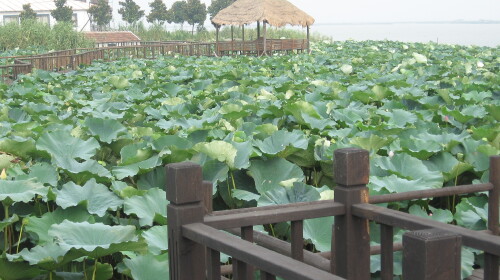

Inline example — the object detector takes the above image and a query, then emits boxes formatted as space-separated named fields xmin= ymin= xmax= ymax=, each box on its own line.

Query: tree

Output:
xmin=118 ymin=0 xmax=145 ymax=25
xmin=207 ymin=0 xmax=232 ymax=19
xmin=20 ymin=4 xmax=37 ymax=22
xmin=88 ymin=0 xmax=112 ymax=31
xmin=170 ymin=1 xmax=187 ymax=27
xmin=147 ymin=0 xmax=170 ymax=25
xmin=185 ymin=0 xmax=206 ymax=34
xmin=51 ymin=0 xmax=73 ymax=23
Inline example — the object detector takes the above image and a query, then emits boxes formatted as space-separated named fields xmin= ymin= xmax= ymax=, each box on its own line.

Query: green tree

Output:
xmin=170 ymin=1 xmax=187 ymax=27
xmin=147 ymin=0 xmax=170 ymax=25
xmin=20 ymin=4 xmax=37 ymax=22
xmin=51 ymin=0 xmax=73 ymax=23
xmin=185 ymin=0 xmax=206 ymax=34
xmin=118 ymin=0 xmax=145 ymax=25
xmin=88 ymin=0 xmax=112 ymax=31
xmin=207 ymin=0 xmax=232 ymax=19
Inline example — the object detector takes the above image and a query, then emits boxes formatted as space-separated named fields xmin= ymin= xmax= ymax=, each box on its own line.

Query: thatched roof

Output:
xmin=212 ymin=0 xmax=315 ymax=28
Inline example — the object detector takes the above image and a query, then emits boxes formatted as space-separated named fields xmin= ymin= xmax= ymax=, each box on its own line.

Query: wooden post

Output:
xmin=332 ymin=148 xmax=370 ymax=280
xmin=403 ymin=229 xmax=461 ymax=280
xmin=306 ymin=25 xmax=310 ymax=53
xmin=263 ymin=21 xmax=267 ymax=55
xmin=485 ymin=155 xmax=500 ymax=280
xmin=257 ymin=21 xmax=260 ymax=38
xmin=216 ymin=26 xmax=220 ymax=56
xmin=242 ymin=25 xmax=245 ymax=55
xmin=166 ymin=162 xmax=206 ymax=280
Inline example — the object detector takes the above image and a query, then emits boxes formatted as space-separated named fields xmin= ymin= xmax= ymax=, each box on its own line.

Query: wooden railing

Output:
xmin=166 ymin=148 xmax=500 ymax=280
xmin=0 ymin=39 xmax=308 ymax=83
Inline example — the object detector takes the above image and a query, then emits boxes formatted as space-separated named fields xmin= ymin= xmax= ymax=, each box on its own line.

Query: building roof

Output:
xmin=83 ymin=31 xmax=141 ymax=43
xmin=0 ymin=0 xmax=91 ymax=13
xmin=212 ymin=0 xmax=315 ymax=28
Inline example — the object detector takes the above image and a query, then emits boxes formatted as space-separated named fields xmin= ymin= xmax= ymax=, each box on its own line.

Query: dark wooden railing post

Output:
xmin=485 ymin=155 xmax=499 ymax=280
xmin=403 ymin=229 xmax=461 ymax=280
xmin=333 ymin=148 xmax=370 ymax=279
xmin=166 ymin=162 xmax=206 ymax=280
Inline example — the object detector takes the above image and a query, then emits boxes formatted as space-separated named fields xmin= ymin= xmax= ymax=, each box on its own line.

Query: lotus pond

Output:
xmin=0 ymin=41 xmax=499 ymax=279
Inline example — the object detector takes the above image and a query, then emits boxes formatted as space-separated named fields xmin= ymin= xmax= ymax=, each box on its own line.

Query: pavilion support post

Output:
xmin=242 ymin=25 xmax=245 ymax=55
xmin=306 ymin=25 xmax=310 ymax=53
xmin=263 ymin=21 xmax=267 ymax=56
xmin=257 ymin=21 xmax=261 ymax=38
xmin=216 ymin=26 xmax=220 ymax=56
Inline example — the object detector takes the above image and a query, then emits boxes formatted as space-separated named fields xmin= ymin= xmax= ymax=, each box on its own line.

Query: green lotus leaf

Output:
xmin=142 ymin=225 xmax=168 ymax=255
xmin=0 ymin=138 xmax=36 ymax=160
xmin=84 ymin=117 xmax=128 ymax=144
xmin=0 ymin=214 xmax=19 ymax=232
xmin=378 ymin=109 xmax=418 ymax=128
xmin=373 ymin=153 xmax=443 ymax=189
xmin=49 ymin=220 xmax=138 ymax=252
xmin=255 ymin=130 xmax=308 ymax=155
xmin=408 ymin=205 xmax=453 ymax=224
xmin=0 ymin=179 xmax=48 ymax=204
xmin=350 ymin=134 xmax=393 ymax=153
xmin=232 ymin=189 xmax=260 ymax=202
xmin=137 ymin=166 xmax=166 ymax=190
xmin=25 ymin=206 xmax=92 ymax=244
xmin=7 ymin=243 xmax=69 ymax=269
xmin=55 ymin=179 xmax=123 ymax=217
xmin=112 ymin=155 xmax=162 ymax=180
xmin=426 ymin=152 xmax=473 ymax=182
xmin=258 ymin=182 xmax=320 ymax=206
xmin=123 ymin=253 xmax=169 ymax=280
xmin=369 ymin=175 xmax=432 ymax=194
xmin=84 ymin=262 xmax=113 ymax=280
xmin=0 ymin=257 xmax=43 ymax=280
xmin=36 ymin=130 xmax=111 ymax=178
xmin=0 ymin=153 xmax=16 ymax=170
xmin=232 ymin=141 xmax=253 ymax=169
xmin=109 ymin=76 xmax=129 ymax=89
xmin=454 ymin=196 xmax=488 ymax=230
xmin=248 ymin=158 xmax=305 ymax=194
xmin=303 ymin=217 xmax=333 ymax=252
xmin=124 ymin=188 xmax=168 ymax=226
xmin=193 ymin=141 xmax=237 ymax=169
xmin=23 ymin=162 xmax=58 ymax=186
xmin=284 ymin=101 xmax=321 ymax=124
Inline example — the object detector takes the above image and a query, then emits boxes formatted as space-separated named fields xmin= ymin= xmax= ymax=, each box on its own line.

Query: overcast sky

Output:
xmin=109 ymin=0 xmax=500 ymax=26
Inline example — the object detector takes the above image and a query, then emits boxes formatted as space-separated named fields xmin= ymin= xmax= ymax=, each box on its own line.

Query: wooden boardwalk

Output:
xmin=0 ymin=39 xmax=308 ymax=83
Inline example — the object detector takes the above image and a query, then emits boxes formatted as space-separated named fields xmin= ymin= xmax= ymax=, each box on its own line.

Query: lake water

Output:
xmin=309 ymin=23 xmax=500 ymax=47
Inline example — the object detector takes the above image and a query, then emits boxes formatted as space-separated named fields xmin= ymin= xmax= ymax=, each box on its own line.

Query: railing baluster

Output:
xmin=260 ymin=271 xmax=276 ymax=280
xmin=234 ymin=226 xmax=254 ymax=280
xmin=380 ymin=224 xmax=393 ymax=280
xmin=291 ymin=220 xmax=304 ymax=261
xmin=207 ymin=248 xmax=221 ymax=280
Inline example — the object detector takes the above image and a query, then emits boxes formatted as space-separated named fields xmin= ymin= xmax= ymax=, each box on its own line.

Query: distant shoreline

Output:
xmin=315 ymin=20 xmax=500 ymax=26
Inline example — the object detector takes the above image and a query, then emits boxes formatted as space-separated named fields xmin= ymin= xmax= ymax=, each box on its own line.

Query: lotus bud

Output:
xmin=388 ymin=151 xmax=395 ymax=158
xmin=0 ymin=168 xmax=6 ymax=180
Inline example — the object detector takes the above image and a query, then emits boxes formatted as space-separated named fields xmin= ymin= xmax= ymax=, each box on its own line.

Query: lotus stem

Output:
xmin=16 ymin=220 xmax=26 ymax=253
xmin=92 ymin=259 xmax=98 ymax=280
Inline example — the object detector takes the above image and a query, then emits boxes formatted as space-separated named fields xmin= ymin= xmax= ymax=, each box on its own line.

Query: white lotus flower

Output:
xmin=340 ymin=64 xmax=353 ymax=75
xmin=477 ymin=61 xmax=484 ymax=68
xmin=412 ymin=53 xmax=428 ymax=64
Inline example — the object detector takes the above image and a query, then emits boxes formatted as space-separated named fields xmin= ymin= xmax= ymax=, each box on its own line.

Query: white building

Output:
xmin=0 ymin=0 xmax=96 ymax=32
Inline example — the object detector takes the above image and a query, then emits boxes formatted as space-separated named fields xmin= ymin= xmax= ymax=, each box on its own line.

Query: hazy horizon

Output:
xmin=108 ymin=0 xmax=500 ymax=27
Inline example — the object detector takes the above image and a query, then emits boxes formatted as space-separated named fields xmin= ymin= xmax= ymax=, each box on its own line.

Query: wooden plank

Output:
xmin=370 ymin=183 xmax=493 ymax=204
xmin=291 ymin=220 xmax=304 ymax=261
xmin=352 ymin=204 xmax=500 ymax=256
xmin=183 ymin=223 xmax=344 ymax=280
xmin=204 ymin=201 xmax=345 ymax=229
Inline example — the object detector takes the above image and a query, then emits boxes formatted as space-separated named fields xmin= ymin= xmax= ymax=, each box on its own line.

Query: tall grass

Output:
xmin=0 ymin=20 xmax=93 ymax=52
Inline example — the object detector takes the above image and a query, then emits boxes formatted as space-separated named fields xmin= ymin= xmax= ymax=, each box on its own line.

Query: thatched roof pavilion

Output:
xmin=211 ymin=0 xmax=315 ymax=55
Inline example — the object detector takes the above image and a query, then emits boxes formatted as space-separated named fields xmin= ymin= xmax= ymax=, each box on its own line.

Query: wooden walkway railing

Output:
xmin=166 ymin=148 xmax=500 ymax=280
xmin=0 ymin=39 xmax=308 ymax=84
